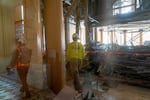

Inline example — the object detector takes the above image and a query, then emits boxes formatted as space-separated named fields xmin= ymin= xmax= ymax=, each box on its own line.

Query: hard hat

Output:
xmin=72 ymin=33 xmax=79 ymax=39
xmin=18 ymin=38 xmax=26 ymax=44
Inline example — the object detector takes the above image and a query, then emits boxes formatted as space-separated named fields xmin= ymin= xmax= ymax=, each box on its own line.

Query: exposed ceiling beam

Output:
xmin=63 ymin=0 xmax=71 ymax=5
xmin=64 ymin=0 xmax=80 ymax=17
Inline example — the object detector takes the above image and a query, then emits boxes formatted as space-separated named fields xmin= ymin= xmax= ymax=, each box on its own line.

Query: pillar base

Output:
xmin=28 ymin=63 xmax=46 ymax=89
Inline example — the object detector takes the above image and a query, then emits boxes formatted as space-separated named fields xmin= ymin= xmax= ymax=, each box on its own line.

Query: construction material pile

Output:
xmin=102 ymin=46 xmax=150 ymax=87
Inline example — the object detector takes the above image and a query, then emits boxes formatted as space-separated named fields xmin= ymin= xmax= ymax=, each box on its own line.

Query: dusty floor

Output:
xmin=66 ymin=72 xmax=150 ymax=100
xmin=0 ymin=71 xmax=150 ymax=100
xmin=102 ymin=84 xmax=150 ymax=100
xmin=0 ymin=75 xmax=55 ymax=100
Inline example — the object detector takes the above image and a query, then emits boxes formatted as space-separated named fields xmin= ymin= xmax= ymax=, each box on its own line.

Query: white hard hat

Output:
xmin=18 ymin=38 xmax=26 ymax=44
xmin=72 ymin=33 xmax=79 ymax=39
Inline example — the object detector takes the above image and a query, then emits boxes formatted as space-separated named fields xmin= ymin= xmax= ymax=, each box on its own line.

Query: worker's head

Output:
xmin=17 ymin=38 xmax=26 ymax=45
xmin=72 ymin=33 xmax=79 ymax=41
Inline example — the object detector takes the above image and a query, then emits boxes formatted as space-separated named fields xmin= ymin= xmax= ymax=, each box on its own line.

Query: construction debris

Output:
xmin=100 ymin=45 xmax=150 ymax=87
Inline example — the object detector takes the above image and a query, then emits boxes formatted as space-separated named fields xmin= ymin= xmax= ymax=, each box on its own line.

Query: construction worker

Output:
xmin=66 ymin=33 xmax=85 ymax=93
xmin=7 ymin=38 xmax=32 ymax=98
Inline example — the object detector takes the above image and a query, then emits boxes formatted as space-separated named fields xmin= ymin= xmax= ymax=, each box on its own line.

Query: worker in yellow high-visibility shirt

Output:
xmin=66 ymin=33 xmax=85 ymax=93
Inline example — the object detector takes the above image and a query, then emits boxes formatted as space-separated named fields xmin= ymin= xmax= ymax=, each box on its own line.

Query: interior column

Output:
xmin=123 ymin=30 xmax=127 ymax=45
xmin=139 ymin=30 xmax=143 ymax=45
xmin=100 ymin=29 xmax=103 ymax=43
xmin=94 ymin=27 xmax=97 ymax=41
xmin=43 ymin=0 xmax=65 ymax=93
xmin=110 ymin=30 xmax=113 ymax=44
xmin=24 ymin=0 xmax=44 ymax=89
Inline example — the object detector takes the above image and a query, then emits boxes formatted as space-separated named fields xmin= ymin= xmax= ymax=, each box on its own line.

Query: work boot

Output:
xmin=24 ymin=92 xmax=31 ymax=98
xmin=20 ymin=87 xmax=24 ymax=92
xmin=74 ymin=72 xmax=82 ymax=93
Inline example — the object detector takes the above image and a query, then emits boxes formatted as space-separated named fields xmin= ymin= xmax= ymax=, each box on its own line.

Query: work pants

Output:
xmin=67 ymin=58 xmax=82 ymax=92
xmin=17 ymin=66 xmax=30 ymax=95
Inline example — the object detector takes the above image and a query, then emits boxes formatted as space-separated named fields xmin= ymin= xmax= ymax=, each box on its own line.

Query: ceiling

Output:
xmin=102 ymin=20 xmax=150 ymax=33
xmin=63 ymin=0 xmax=150 ymax=33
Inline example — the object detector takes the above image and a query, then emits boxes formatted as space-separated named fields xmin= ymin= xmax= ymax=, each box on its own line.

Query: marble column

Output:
xmin=24 ymin=0 xmax=44 ymax=89
xmin=43 ymin=0 xmax=65 ymax=93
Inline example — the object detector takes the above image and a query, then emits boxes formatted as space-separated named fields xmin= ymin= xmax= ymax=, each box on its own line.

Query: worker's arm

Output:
xmin=7 ymin=49 xmax=18 ymax=68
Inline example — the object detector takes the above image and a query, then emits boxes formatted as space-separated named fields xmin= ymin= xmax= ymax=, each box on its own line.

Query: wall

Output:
xmin=0 ymin=0 xmax=16 ymax=73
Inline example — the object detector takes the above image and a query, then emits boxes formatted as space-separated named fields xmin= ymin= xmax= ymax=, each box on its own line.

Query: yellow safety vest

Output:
xmin=66 ymin=41 xmax=85 ymax=62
